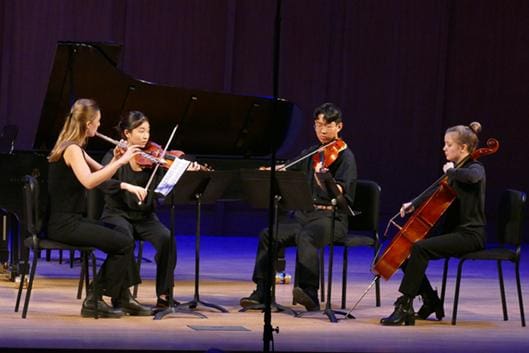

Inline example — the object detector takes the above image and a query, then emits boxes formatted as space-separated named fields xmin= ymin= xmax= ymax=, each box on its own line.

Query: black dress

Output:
xmin=47 ymin=148 xmax=141 ymax=298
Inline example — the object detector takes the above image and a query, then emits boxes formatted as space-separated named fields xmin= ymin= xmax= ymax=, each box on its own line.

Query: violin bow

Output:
xmin=278 ymin=139 xmax=338 ymax=171
xmin=139 ymin=124 xmax=179 ymax=205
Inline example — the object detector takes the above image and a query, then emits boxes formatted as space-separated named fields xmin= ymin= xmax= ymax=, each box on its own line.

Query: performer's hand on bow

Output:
xmin=122 ymin=183 xmax=147 ymax=202
xmin=400 ymin=202 xmax=415 ymax=218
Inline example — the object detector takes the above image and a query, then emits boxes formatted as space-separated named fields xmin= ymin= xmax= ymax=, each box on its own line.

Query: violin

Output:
xmin=95 ymin=132 xmax=212 ymax=171
xmin=311 ymin=138 xmax=347 ymax=169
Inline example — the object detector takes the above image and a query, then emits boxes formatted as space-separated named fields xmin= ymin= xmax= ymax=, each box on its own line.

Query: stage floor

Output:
xmin=1 ymin=235 xmax=528 ymax=353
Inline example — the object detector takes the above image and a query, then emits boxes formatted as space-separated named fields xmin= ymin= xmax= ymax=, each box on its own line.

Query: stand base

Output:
xmin=153 ymin=304 xmax=207 ymax=320
xmin=239 ymin=301 xmax=298 ymax=316
xmin=296 ymin=307 xmax=352 ymax=323
xmin=182 ymin=298 xmax=229 ymax=313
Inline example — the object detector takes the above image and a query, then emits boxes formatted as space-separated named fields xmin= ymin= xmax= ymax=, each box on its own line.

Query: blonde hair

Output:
xmin=48 ymin=99 xmax=100 ymax=162
xmin=445 ymin=121 xmax=482 ymax=153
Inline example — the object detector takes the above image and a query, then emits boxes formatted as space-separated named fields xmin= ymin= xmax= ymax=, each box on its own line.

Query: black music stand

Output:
xmin=154 ymin=170 xmax=233 ymax=320
xmin=296 ymin=171 xmax=351 ymax=323
xmin=153 ymin=171 xmax=208 ymax=320
xmin=238 ymin=169 xmax=315 ymax=316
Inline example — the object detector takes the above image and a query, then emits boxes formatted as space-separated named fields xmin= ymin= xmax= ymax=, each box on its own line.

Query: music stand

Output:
xmin=296 ymin=171 xmax=351 ymax=323
xmin=238 ymin=169 xmax=314 ymax=316
xmin=154 ymin=170 xmax=233 ymax=320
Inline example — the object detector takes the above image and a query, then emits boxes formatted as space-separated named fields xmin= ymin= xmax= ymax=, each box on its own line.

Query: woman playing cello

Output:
xmin=380 ymin=122 xmax=487 ymax=326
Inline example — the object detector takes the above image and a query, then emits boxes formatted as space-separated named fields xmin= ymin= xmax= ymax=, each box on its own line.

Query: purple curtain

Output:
xmin=1 ymin=0 xmax=529 ymax=219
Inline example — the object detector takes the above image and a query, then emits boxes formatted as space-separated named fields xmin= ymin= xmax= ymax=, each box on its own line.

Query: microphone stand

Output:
xmin=263 ymin=1 xmax=283 ymax=351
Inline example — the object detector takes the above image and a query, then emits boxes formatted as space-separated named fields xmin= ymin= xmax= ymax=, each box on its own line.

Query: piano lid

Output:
xmin=35 ymin=41 xmax=295 ymax=156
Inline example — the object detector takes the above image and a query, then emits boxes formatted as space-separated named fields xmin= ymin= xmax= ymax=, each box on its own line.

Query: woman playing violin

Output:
xmin=240 ymin=102 xmax=357 ymax=312
xmin=98 ymin=111 xmax=199 ymax=309
xmin=47 ymin=99 xmax=151 ymax=318
xmin=380 ymin=122 xmax=486 ymax=326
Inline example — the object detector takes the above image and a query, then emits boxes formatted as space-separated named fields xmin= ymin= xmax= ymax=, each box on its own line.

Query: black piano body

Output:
xmin=1 ymin=41 xmax=299 ymax=278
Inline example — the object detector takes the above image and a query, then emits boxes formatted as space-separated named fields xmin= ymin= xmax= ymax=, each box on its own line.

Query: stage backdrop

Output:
xmin=1 ymin=0 xmax=528 ymax=238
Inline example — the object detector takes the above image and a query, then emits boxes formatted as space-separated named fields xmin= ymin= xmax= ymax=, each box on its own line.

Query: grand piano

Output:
xmin=0 ymin=41 xmax=299 ymax=277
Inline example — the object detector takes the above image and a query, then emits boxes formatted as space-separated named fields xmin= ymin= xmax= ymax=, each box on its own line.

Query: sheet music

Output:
xmin=154 ymin=158 xmax=191 ymax=196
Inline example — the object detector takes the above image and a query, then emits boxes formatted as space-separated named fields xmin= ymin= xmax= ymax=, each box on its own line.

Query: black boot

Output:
xmin=112 ymin=289 xmax=153 ymax=316
xmin=380 ymin=295 xmax=415 ymax=326
xmin=81 ymin=291 xmax=123 ymax=318
xmin=240 ymin=283 xmax=266 ymax=308
xmin=292 ymin=287 xmax=320 ymax=312
xmin=416 ymin=290 xmax=444 ymax=320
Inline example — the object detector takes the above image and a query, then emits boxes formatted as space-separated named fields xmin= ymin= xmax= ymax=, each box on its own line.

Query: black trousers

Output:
xmin=399 ymin=230 xmax=484 ymax=298
xmin=252 ymin=210 xmax=347 ymax=291
xmin=101 ymin=211 xmax=175 ymax=298
xmin=47 ymin=214 xmax=140 ymax=298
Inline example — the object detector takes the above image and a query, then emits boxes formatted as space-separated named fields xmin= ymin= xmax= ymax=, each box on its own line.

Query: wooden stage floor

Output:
xmin=1 ymin=235 xmax=528 ymax=353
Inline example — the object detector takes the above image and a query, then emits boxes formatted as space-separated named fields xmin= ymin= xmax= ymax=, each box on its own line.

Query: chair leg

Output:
xmin=497 ymin=260 xmax=508 ymax=321
xmin=341 ymin=246 xmax=348 ymax=309
xmin=320 ymin=247 xmax=325 ymax=302
xmin=14 ymin=249 xmax=30 ymax=312
xmin=58 ymin=250 xmax=63 ymax=264
xmin=451 ymin=259 xmax=466 ymax=325
xmin=514 ymin=260 xmax=526 ymax=327
xmin=133 ymin=241 xmax=143 ymax=298
xmin=441 ymin=258 xmax=449 ymax=306
xmin=374 ymin=246 xmax=381 ymax=307
xmin=77 ymin=252 xmax=85 ymax=300
xmin=45 ymin=249 xmax=51 ymax=261
xmin=69 ymin=250 xmax=75 ymax=268
xmin=22 ymin=250 xmax=39 ymax=318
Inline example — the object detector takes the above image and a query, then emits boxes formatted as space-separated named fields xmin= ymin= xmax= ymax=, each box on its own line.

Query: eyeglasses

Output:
xmin=314 ymin=122 xmax=338 ymax=131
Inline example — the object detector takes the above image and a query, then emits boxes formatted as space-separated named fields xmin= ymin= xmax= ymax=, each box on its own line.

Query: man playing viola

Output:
xmin=240 ymin=102 xmax=357 ymax=311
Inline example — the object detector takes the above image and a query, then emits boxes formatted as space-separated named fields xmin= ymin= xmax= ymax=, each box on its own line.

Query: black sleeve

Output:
xmin=333 ymin=149 xmax=357 ymax=205
xmin=446 ymin=162 xmax=485 ymax=184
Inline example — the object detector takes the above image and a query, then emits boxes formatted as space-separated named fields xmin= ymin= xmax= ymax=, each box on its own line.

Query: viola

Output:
xmin=134 ymin=141 xmax=185 ymax=169
xmin=372 ymin=138 xmax=500 ymax=280
xmin=311 ymin=138 xmax=347 ymax=169
xmin=138 ymin=141 xmax=212 ymax=171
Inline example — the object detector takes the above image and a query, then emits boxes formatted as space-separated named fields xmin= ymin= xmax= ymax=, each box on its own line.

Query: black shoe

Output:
xmin=292 ymin=287 xmax=320 ymax=312
xmin=156 ymin=296 xmax=180 ymax=308
xmin=81 ymin=293 xmax=123 ymax=318
xmin=240 ymin=289 xmax=264 ymax=309
xmin=380 ymin=295 xmax=415 ymax=326
xmin=112 ymin=290 xmax=153 ymax=316
xmin=416 ymin=290 xmax=445 ymax=320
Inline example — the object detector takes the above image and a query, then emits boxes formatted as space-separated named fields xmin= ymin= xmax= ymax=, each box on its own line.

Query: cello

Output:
xmin=346 ymin=137 xmax=499 ymax=317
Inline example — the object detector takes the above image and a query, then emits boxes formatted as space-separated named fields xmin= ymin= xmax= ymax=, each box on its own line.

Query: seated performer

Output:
xmin=380 ymin=122 xmax=486 ymax=326
xmin=240 ymin=102 xmax=357 ymax=311
xmin=47 ymin=98 xmax=152 ymax=318
xmin=98 ymin=111 xmax=188 ymax=308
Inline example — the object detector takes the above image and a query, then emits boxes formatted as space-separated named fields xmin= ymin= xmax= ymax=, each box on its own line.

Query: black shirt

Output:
xmin=412 ymin=159 xmax=486 ymax=244
xmin=292 ymin=142 xmax=357 ymax=212
xmin=98 ymin=150 xmax=162 ymax=220
xmin=48 ymin=148 xmax=87 ymax=216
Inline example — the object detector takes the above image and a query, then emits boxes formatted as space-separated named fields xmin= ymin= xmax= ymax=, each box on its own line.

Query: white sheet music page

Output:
xmin=154 ymin=158 xmax=191 ymax=196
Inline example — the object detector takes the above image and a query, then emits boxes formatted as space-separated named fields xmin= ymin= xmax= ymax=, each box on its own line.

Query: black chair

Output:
xmin=14 ymin=175 xmax=96 ymax=318
xmin=85 ymin=187 xmax=145 ymax=298
xmin=440 ymin=189 xmax=526 ymax=326
xmin=319 ymin=180 xmax=382 ymax=309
